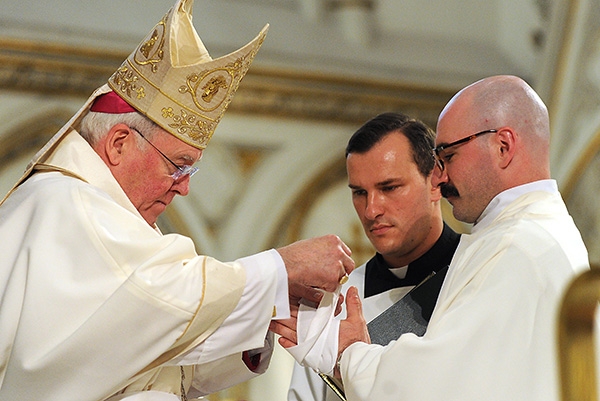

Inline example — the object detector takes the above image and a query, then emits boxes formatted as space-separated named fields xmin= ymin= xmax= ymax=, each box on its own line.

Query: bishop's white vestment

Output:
xmin=0 ymin=129 xmax=289 ymax=401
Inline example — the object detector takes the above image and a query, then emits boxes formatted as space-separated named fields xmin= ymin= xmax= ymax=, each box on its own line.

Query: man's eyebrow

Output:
xmin=375 ymin=178 xmax=399 ymax=186
xmin=348 ymin=178 xmax=402 ymax=190
xmin=176 ymin=154 xmax=199 ymax=165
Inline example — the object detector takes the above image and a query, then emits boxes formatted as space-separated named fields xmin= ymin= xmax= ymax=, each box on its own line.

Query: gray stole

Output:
xmin=321 ymin=265 xmax=449 ymax=400
xmin=367 ymin=265 xmax=449 ymax=344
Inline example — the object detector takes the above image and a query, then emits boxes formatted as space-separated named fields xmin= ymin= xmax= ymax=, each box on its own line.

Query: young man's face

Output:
xmin=347 ymin=132 xmax=441 ymax=266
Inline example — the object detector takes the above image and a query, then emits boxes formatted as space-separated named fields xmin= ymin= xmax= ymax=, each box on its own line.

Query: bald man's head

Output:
xmin=438 ymin=75 xmax=551 ymax=179
xmin=433 ymin=75 xmax=552 ymax=223
xmin=450 ymin=75 xmax=549 ymax=143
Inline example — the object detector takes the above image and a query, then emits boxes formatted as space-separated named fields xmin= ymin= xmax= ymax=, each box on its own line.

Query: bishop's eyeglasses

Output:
xmin=131 ymin=127 xmax=199 ymax=180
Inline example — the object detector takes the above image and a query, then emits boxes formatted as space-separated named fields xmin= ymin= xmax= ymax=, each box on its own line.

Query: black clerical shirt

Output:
xmin=364 ymin=223 xmax=460 ymax=298
xmin=364 ymin=223 xmax=461 ymax=345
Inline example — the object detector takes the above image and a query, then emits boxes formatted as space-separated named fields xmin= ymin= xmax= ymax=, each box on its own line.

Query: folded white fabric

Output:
xmin=104 ymin=390 xmax=180 ymax=400
xmin=286 ymin=288 xmax=341 ymax=376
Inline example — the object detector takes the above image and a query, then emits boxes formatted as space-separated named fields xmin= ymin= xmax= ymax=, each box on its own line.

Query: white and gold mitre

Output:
xmin=108 ymin=0 xmax=269 ymax=149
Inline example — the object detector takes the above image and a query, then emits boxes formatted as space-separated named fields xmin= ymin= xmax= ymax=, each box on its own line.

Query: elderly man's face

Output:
xmin=118 ymin=127 xmax=203 ymax=226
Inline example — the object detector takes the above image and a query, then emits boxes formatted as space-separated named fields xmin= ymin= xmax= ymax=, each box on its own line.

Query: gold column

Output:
xmin=558 ymin=266 xmax=600 ymax=401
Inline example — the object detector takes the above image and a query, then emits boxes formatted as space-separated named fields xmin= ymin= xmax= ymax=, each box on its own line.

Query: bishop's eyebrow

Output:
xmin=174 ymin=153 xmax=201 ymax=165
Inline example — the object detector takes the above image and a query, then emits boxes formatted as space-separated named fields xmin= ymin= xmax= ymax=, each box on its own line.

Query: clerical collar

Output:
xmin=364 ymin=223 xmax=460 ymax=298
xmin=388 ymin=265 xmax=409 ymax=279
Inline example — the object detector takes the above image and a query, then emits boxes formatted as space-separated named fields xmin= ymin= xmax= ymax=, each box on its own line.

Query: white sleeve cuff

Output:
xmin=264 ymin=249 xmax=290 ymax=320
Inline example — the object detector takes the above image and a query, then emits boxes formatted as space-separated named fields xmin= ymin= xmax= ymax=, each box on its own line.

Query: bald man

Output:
xmin=272 ymin=76 xmax=590 ymax=401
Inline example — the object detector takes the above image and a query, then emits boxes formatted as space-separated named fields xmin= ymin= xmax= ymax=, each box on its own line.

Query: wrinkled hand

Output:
xmin=288 ymin=282 xmax=323 ymax=306
xmin=277 ymin=235 xmax=354 ymax=296
xmin=335 ymin=286 xmax=370 ymax=379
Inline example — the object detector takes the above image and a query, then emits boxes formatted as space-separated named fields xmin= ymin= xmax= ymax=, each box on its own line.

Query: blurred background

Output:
xmin=1 ymin=0 xmax=599 ymax=399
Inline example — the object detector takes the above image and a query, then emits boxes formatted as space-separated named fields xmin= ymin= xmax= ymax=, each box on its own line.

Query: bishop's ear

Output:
xmin=104 ymin=124 xmax=133 ymax=166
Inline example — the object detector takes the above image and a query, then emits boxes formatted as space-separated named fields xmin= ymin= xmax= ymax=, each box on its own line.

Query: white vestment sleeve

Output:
xmin=105 ymin=390 xmax=180 ymax=400
xmin=186 ymin=333 xmax=275 ymax=397
xmin=288 ymin=359 xmax=330 ymax=401
xmin=168 ymin=249 xmax=287 ymax=366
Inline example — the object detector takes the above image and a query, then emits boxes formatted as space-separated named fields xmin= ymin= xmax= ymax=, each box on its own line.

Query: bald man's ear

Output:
xmin=104 ymin=124 xmax=133 ymax=166
xmin=496 ymin=128 xmax=516 ymax=169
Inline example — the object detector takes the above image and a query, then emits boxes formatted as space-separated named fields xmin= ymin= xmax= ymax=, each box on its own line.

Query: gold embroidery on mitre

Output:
xmin=111 ymin=66 xmax=146 ymax=100
xmin=201 ymin=76 xmax=228 ymax=103
xmin=135 ymin=14 xmax=167 ymax=73
xmin=162 ymin=107 xmax=215 ymax=145
xmin=177 ymin=41 xmax=263 ymax=116
xmin=180 ymin=70 xmax=232 ymax=113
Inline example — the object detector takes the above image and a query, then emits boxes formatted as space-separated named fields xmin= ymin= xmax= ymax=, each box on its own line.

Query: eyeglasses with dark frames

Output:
xmin=131 ymin=127 xmax=199 ymax=180
xmin=433 ymin=129 xmax=497 ymax=171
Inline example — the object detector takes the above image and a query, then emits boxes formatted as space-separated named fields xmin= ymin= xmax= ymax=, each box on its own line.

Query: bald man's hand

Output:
xmin=335 ymin=286 xmax=370 ymax=379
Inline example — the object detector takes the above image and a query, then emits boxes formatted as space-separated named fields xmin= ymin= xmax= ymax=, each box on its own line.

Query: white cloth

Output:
xmin=287 ymin=264 xmax=412 ymax=401
xmin=0 ymin=131 xmax=289 ymax=400
xmin=105 ymin=391 xmax=180 ymax=401
xmin=337 ymin=181 xmax=589 ymax=401
xmin=286 ymin=289 xmax=342 ymax=376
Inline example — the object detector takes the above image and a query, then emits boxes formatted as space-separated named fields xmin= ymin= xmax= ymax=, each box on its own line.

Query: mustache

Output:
xmin=440 ymin=183 xmax=459 ymax=198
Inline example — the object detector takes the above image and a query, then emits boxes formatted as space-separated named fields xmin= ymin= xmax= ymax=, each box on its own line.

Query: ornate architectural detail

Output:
xmin=328 ymin=0 xmax=375 ymax=10
xmin=540 ymin=0 xmax=600 ymax=267
xmin=0 ymin=38 xmax=453 ymax=128
xmin=0 ymin=38 xmax=121 ymax=95
xmin=0 ymin=110 xmax=72 ymax=166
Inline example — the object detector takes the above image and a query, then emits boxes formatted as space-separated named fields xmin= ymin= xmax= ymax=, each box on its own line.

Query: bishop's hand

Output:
xmin=277 ymin=234 xmax=354 ymax=298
